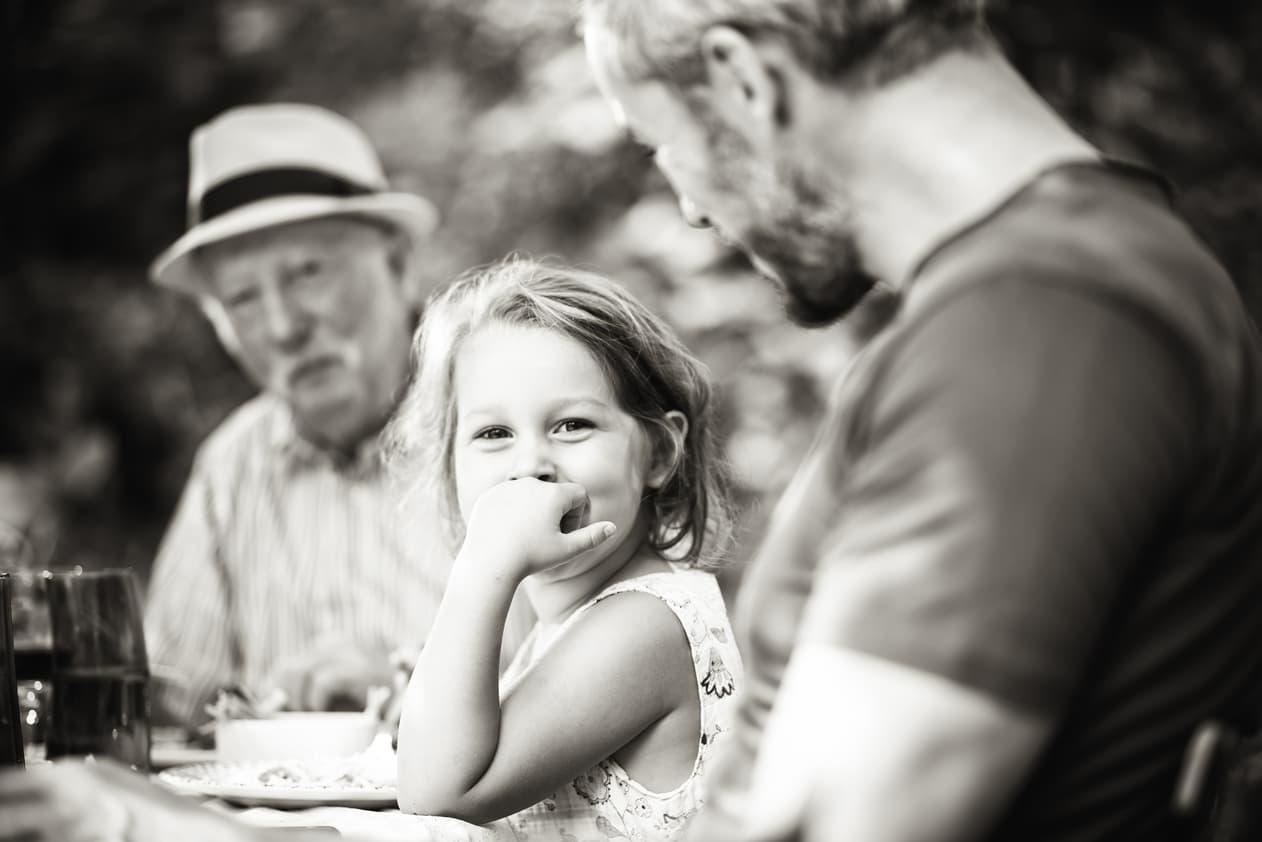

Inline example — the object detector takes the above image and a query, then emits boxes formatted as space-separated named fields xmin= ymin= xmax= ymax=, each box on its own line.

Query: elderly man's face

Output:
xmin=586 ymin=28 xmax=877 ymax=327
xmin=199 ymin=217 xmax=415 ymax=449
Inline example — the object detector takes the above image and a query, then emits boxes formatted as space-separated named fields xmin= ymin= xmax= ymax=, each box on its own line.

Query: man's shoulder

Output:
xmin=194 ymin=393 xmax=289 ymax=470
xmin=906 ymin=164 xmax=1249 ymax=360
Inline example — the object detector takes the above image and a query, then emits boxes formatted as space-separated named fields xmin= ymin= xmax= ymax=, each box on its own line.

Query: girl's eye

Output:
xmin=474 ymin=427 xmax=511 ymax=441
xmin=554 ymin=419 xmax=593 ymax=436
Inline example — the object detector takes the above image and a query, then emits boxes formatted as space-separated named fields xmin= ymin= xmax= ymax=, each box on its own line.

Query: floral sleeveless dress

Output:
xmin=496 ymin=564 xmax=743 ymax=842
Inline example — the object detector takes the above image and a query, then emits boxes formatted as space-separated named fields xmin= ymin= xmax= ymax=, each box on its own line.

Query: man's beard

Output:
xmin=704 ymin=114 xmax=879 ymax=328
xmin=742 ymin=172 xmax=879 ymax=328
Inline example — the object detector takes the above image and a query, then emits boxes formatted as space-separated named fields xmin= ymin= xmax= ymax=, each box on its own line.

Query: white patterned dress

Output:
xmin=497 ymin=564 xmax=743 ymax=842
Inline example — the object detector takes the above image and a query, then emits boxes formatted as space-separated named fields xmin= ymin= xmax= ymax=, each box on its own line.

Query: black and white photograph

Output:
xmin=3 ymin=2 xmax=1262 ymax=840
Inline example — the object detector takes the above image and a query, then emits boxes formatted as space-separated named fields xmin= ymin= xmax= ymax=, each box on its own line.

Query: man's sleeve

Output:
xmin=798 ymin=280 xmax=1204 ymax=714
xmin=144 ymin=459 xmax=234 ymax=727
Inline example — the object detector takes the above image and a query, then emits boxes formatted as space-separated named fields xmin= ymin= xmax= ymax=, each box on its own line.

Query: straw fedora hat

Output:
xmin=150 ymin=103 xmax=438 ymax=293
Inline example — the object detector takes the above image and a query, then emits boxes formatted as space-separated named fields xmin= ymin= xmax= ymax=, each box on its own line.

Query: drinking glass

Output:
xmin=7 ymin=567 xmax=53 ymax=759
xmin=0 ymin=574 xmax=24 ymax=767
xmin=44 ymin=568 xmax=151 ymax=771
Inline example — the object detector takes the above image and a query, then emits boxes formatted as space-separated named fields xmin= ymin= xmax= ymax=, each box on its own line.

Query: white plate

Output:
xmin=158 ymin=760 xmax=398 ymax=809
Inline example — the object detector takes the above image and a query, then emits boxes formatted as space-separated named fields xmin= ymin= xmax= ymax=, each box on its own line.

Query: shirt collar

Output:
xmin=268 ymin=403 xmax=384 ymax=478
xmin=903 ymin=156 xmax=1173 ymax=290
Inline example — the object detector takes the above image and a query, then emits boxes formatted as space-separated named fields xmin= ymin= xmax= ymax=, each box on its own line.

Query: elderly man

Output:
xmin=143 ymin=103 xmax=450 ymax=726
xmin=579 ymin=2 xmax=1262 ymax=842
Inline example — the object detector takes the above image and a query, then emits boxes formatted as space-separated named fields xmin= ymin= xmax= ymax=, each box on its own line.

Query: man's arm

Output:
xmin=708 ymin=280 xmax=1204 ymax=841
xmin=686 ymin=468 xmax=832 ymax=839
xmin=745 ymin=646 xmax=1047 ymax=842
xmin=145 ymin=461 xmax=234 ymax=728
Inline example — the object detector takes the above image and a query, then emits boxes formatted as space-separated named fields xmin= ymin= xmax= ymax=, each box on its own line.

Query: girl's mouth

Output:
xmin=560 ymin=500 xmax=590 ymax=534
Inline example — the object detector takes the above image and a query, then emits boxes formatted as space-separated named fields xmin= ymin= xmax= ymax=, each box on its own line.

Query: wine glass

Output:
xmin=43 ymin=568 xmax=152 ymax=771
xmin=0 ymin=574 xmax=24 ymax=767
xmin=6 ymin=567 xmax=54 ymax=760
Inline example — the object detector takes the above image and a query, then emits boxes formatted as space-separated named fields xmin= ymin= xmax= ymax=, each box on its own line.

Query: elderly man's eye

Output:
xmin=292 ymin=259 xmax=323 ymax=280
xmin=225 ymin=288 xmax=260 ymax=310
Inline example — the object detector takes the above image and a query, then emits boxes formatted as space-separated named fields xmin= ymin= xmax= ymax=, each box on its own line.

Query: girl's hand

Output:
xmin=460 ymin=478 xmax=617 ymax=579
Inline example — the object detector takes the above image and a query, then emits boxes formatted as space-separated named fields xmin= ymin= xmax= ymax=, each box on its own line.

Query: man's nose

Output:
xmin=679 ymin=196 xmax=712 ymax=229
xmin=259 ymin=282 xmax=309 ymax=349
xmin=508 ymin=438 xmax=557 ymax=483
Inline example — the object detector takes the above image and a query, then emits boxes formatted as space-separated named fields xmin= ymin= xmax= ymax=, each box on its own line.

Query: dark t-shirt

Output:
xmin=720 ymin=161 xmax=1262 ymax=842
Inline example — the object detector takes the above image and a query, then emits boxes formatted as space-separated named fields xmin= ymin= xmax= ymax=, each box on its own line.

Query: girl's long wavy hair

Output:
xmin=385 ymin=256 xmax=735 ymax=567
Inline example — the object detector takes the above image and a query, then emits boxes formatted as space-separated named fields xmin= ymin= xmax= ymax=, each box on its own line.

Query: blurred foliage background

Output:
xmin=2 ymin=0 xmax=1260 ymax=581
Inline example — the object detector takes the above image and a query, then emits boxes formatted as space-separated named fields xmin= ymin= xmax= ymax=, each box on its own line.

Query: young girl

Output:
xmin=387 ymin=257 xmax=743 ymax=839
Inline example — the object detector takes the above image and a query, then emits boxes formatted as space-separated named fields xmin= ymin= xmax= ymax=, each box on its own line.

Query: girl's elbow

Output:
xmin=397 ymin=789 xmax=494 ymax=824
xmin=397 ymin=784 xmax=456 ymax=817
xmin=395 ymin=763 xmax=488 ymax=821
xmin=395 ymin=763 xmax=456 ymax=816
xmin=395 ymin=742 xmax=499 ymax=821
xmin=395 ymin=753 xmax=445 ymax=815
xmin=397 ymin=789 xmax=441 ymax=817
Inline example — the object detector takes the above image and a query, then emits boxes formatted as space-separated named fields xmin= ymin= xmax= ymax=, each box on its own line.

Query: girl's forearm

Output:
xmin=395 ymin=554 xmax=521 ymax=814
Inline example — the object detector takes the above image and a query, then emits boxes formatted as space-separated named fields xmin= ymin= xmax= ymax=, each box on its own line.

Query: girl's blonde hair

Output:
xmin=386 ymin=256 xmax=734 ymax=567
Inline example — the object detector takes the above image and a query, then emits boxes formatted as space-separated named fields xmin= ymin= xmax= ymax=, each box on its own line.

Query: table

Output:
xmin=151 ymin=734 xmax=513 ymax=840
xmin=5 ymin=759 xmax=511 ymax=842
xmin=208 ymin=801 xmax=514 ymax=842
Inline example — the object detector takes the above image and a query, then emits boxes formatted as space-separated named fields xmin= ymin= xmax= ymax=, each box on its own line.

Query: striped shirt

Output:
xmin=144 ymin=394 xmax=449 ymax=725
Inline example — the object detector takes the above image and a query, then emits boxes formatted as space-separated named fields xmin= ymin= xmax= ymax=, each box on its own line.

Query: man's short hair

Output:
xmin=584 ymin=0 xmax=988 ymax=89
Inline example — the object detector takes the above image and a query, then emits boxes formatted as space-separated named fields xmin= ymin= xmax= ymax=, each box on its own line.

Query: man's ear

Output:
xmin=698 ymin=25 xmax=794 ymax=132
xmin=647 ymin=410 xmax=689 ymax=490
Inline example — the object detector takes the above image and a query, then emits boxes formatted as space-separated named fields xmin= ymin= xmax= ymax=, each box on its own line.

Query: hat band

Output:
xmin=196 ymin=167 xmax=375 ymax=225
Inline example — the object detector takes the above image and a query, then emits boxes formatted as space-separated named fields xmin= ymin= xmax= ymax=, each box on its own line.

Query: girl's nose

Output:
xmin=508 ymin=441 xmax=557 ymax=483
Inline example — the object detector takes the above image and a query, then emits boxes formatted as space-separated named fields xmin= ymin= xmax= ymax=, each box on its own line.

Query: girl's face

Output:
xmin=451 ymin=323 xmax=660 ymax=573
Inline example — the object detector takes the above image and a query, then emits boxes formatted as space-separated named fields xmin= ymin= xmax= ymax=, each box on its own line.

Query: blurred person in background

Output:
xmin=582 ymin=1 xmax=1262 ymax=841
xmin=142 ymin=103 xmax=527 ymax=731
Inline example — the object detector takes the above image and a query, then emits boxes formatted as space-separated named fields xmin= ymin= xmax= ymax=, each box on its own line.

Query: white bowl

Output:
xmin=215 ymin=712 xmax=377 ymax=762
